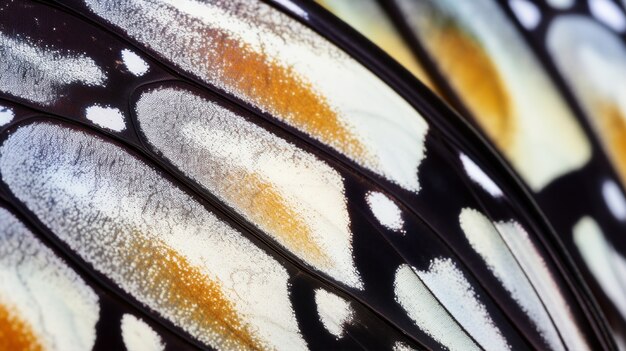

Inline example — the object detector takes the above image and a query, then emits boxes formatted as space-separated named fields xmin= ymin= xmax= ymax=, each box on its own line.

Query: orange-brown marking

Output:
xmin=598 ymin=102 xmax=626 ymax=187
xmin=203 ymin=28 xmax=369 ymax=162
xmin=225 ymin=173 xmax=331 ymax=268
xmin=430 ymin=24 xmax=514 ymax=149
xmin=123 ymin=232 xmax=263 ymax=350
xmin=0 ymin=302 xmax=43 ymax=351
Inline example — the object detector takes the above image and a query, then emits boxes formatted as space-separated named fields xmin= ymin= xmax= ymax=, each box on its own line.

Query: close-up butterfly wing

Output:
xmin=320 ymin=0 xmax=626 ymax=349
xmin=0 ymin=0 xmax=621 ymax=350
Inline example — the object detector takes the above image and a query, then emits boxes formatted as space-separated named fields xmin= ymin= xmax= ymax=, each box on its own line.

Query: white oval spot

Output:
xmin=546 ymin=0 xmax=575 ymax=9
xmin=314 ymin=289 xmax=354 ymax=338
xmin=589 ymin=0 xmax=626 ymax=32
xmin=602 ymin=179 xmax=626 ymax=221
xmin=460 ymin=153 xmax=503 ymax=197
xmin=0 ymin=105 xmax=14 ymax=126
xmin=121 ymin=49 xmax=149 ymax=76
xmin=573 ymin=216 xmax=626 ymax=319
xmin=85 ymin=105 xmax=126 ymax=131
xmin=509 ymin=0 xmax=542 ymax=29
xmin=366 ymin=191 xmax=405 ymax=233
xmin=121 ymin=314 xmax=165 ymax=351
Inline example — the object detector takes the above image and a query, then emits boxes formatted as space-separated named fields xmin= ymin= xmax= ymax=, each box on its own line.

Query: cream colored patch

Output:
xmin=0 ymin=32 xmax=105 ymax=105
xmin=0 ymin=207 xmax=99 ymax=351
xmin=0 ymin=122 xmax=307 ymax=351
xmin=415 ymin=258 xmax=511 ymax=350
xmin=136 ymin=87 xmax=361 ymax=289
xmin=84 ymin=0 xmax=429 ymax=193
xmin=495 ymin=220 xmax=590 ymax=350
xmin=547 ymin=16 xmax=626 ymax=190
xmin=396 ymin=0 xmax=591 ymax=191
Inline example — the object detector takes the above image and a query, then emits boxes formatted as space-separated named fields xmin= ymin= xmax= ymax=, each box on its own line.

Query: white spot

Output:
xmin=509 ymin=0 xmax=542 ymax=29
xmin=602 ymin=179 xmax=626 ymax=221
xmin=121 ymin=314 xmax=165 ymax=351
xmin=460 ymin=153 xmax=503 ymax=197
xmin=393 ymin=342 xmax=417 ymax=351
xmin=85 ymin=105 xmax=126 ymax=131
xmin=366 ymin=191 xmax=405 ymax=233
xmin=121 ymin=49 xmax=149 ymax=76
xmin=0 ymin=33 xmax=106 ymax=105
xmin=0 ymin=122 xmax=307 ymax=351
xmin=314 ymin=289 xmax=354 ymax=338
xmin=394 ymin=264 xmax=479 ymax=351
xmin=135 ymin=87 xmax=362 ymax=290
xmin=573 ymin=216 xmax=626 ymax=320
xmin=589 ymin=0 xmax=626 ymax=32
xmin=0 ymin=105 xmax=14 ymax=126
xmin=546 ymin=0 xmax=575 ymax=8
xmin=84 ymin=0 xmax=429 ymax=193
xmin=459 ymin=208 xmax=564 ymax=350
xmin=0 ymin=207 xmax=100 ymax=351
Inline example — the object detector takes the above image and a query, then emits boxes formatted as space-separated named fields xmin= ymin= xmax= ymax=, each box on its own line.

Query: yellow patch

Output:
xmin=206 ymin=28 xmax=369 ymax=162
xmin=432 ymin=24 xmax=514 ymax=149
xmin=598 ymin=102 xmax=626 ymax=187
xmin=126 ymin=232 xmax=264 ymax=350
xmin=226 ymin=173 xmax=332 ymax=269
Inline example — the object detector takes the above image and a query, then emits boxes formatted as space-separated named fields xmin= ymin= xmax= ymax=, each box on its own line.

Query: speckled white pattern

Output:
xmin=121 ymin=49 xmax=149 ymax=76
xmin=121 ymin=314 xmax=165 ymax=351
xmin=394 ymin=263 xmax=478 ymax=351
xmin=0 ymin=122 xmax=307 ymax=351
xmin=0 ymin=207 xmax=100 ymax=351
xmin=84 ymin=0 xmax=429 ymax=193
xmin=85 ymin=104 xmax=126 ymax=131
xmin=0 ymin=32 xmax=105 ymax=105
xmin=459 ymin=208 xmax=564 ymax=350
xmin=496 ymin=221 xmax=590 ymax=350
xmin=135 ymin=87 xmax=362 ymax=289
xmin=415 ymin=258 xmax=511 ymax=351
xmin=314 ymin=289 xmax=354 ymax=338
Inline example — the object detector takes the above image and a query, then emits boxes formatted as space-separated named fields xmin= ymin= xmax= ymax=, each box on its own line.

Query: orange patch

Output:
xmin=431 ymin=24 xmax=514 ymax=149
xmin=0 ymin=302 xmax=42 ymax=351
xmin=225 ymin=173 xmax=331 ymax=268
xmin=203 ymin=28 xmax=369 ymax=162
xmin=598 ymin=102 xmax=626 ymax=187
xmin=125 ymin=233 xmax=263 ymax=350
